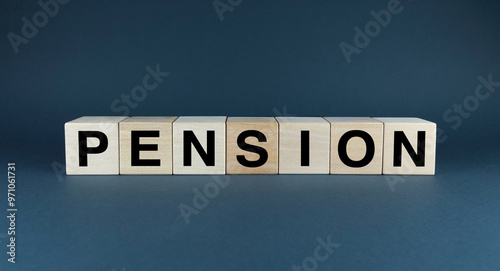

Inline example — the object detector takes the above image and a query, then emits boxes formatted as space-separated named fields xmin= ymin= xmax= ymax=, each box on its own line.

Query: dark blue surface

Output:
xmin=1 ymin=0 xmax=500 ymax=270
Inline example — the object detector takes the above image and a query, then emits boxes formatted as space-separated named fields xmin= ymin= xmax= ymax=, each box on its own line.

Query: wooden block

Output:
xmin=173 ymin=116 xmax=226 ymax=175
xmin=119 ymin=117 xmax=177 ymax=175
xmin=324 ymin=117 xmax=383 ymax=175
xmin=374 ymin=118 xmax=436 ymax=175
xmin=276 ymin=117 xmax=330 ymax=174
xmin=65 ymin=116 xmax=128 ymax=175
xmin=226 ymin=117 xmax=278 ymax=174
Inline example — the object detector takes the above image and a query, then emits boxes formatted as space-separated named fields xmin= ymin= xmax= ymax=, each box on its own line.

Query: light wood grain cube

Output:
xmin=324 ymin=117 xmax=383 ymax=175
xmin=226 ymin=117 xmax=278 ymax=174
xmin=374 ymin=118 xmax=436 ymax=175
xmin=173 ymin=116 xmax=226 ymax=175
xmin=65 ymin=116 xmax=128 ymax=175
xmin=119 ymin=117 xmax=177 ymax=175
xmin=276 ymin=117 xmax=330 ymax=174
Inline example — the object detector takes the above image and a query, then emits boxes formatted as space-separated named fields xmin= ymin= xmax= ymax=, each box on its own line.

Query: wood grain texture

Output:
xmin=226 ymin=117 xmax=278 ymax=174
xmin=65 ymin=116 xmax=128 ymax=175
xmin=173 ymin=116 xmax=226 ymax=175
xmin=375 ymin=117 xmax=436 ymax=175
xmin=119 ymin=117 xmax=177 ymax=175
xmin=324 ymin=117 xmax=383 ymax=175
xmin=276 ymin=117 xmax=330 ymax=174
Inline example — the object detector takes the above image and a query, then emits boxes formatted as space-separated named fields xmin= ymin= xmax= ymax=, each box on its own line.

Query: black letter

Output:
xmin=131 ymin=131 xmax=160 ymax=166
xmin=236 ymin=130 xmax=268 ymax=167
xmin=78 ymin=131 xmax=109 ymax=167
xmin=393 ymin=131 xmax=426 ymax=167
xmin=301 ymin=131 xmax=310 ymax=166
xmin=184 ymin=130 xmax=215 ymax=166
xmin=338 ymin=130 xmax=375 ymax=167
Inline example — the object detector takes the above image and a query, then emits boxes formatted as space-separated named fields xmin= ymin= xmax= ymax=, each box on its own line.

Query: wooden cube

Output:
xmin=226 ymin=117 xmax=278 ymax=174
xmin=65 ymin=116 xmax=128 ymax=175
xmin=276 ymin=117 xmax=330 ymax=174
xmin=374 ymin=118 xmax=436 ymax=175
xmin=119 ymin=117 xmax=177 ymax=175
xmin=173 ymin=116 xmax=226 ymax=175
xmin=324 ymin=117 xmax=383 ymax=175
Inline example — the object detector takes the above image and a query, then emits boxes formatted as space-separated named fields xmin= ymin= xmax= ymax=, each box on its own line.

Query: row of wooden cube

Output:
xmin=65 ymin=116 xmax=436 ymax=175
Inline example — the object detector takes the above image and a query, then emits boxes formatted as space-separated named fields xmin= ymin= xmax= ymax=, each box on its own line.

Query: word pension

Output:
xmin=64 ymin=116 xmax=436 ymax=175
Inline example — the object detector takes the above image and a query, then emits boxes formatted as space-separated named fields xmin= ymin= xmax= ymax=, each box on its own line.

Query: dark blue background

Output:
xmin=1 ymin=0 xmax=499 ymax=270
